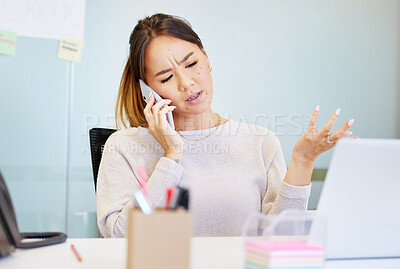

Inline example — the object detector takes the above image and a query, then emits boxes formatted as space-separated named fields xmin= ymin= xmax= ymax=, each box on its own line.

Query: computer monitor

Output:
xmin=315 ymin=139 xmax=400 ymax=260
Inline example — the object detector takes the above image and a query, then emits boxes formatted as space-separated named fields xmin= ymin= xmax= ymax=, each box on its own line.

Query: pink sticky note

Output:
xmin=246 ymin=241 xmax=324 ymax=252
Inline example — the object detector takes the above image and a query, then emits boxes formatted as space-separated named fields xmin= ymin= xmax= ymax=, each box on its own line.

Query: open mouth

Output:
xmin=185 ymin=91 xmax=202 ymax=102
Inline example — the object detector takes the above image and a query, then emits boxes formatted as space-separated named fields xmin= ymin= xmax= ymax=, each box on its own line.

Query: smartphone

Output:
xmin=139 ymin=79 xmax=175 ymax=129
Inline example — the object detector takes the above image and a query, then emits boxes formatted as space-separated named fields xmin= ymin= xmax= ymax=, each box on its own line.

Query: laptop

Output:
xmin=315 ymin=138 xmax=400 ymax=260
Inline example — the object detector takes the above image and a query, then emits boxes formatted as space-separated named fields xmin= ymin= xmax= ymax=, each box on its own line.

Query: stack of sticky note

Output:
xmin=245 ymin=240 xmax=325 ymax=269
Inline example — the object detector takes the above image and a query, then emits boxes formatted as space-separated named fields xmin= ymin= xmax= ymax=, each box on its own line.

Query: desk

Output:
xmin=1 ymin=237 xmax=400 ymax=269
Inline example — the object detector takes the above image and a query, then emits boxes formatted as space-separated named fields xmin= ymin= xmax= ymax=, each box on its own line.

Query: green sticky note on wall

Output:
xmin=0 ymin=30 xmax=17 ymax=56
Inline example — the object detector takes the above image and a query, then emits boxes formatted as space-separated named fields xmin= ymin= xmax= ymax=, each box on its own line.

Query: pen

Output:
xmin=137 ymin=160 xmax=148 ymax=197
xmin=71 ymin=244 xmax=82 ymax=262
xmin=165 ymin=187 xmax=174 ymax=209
xmin=179 ymin=188 xmax=190 ymax=210
xmin=169 ymin=187 xmax=182 ymax=210
xmin=134 ymin=190 xmax=153 ymax=214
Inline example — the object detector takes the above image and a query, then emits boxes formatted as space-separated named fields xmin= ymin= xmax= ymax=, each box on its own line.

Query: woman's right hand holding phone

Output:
xmin=143 ymin=93 xmax=185 ymax=164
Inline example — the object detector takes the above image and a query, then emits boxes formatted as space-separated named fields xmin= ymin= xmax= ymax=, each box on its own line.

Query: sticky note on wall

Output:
xmin=57 ymin=37 xmax=84 ymax=63
xmin=0 ymin=30 xmax=17 ymax=56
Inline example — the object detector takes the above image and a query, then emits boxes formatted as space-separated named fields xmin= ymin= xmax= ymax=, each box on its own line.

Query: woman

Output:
xmin=96 ymin=13 xmax=356 ymax=237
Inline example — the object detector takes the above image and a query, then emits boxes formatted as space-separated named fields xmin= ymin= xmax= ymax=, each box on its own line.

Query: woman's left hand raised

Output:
xmin=284 ymin=106 xmax=358 ymax=187
xmin=292 ymin=106 xmax=358 ymax=164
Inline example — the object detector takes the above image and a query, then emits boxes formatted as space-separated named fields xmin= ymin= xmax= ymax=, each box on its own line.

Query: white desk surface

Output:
xmin=1 ymin=237 xmax=399 ymax=269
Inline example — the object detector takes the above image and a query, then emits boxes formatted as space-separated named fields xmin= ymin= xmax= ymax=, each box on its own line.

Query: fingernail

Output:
xmin=335 ymin=108 xmax=341 ymax=116
xmin=166 ymin=99 xmax=172 ymax=103
xmin=149 ymin=92 xmax=153 ymax=98
xmin=344 ymin=131 xmax=353 ymax=136
xmin=347 ymin=119 xmax=354 ymax=127
xmin=170 ymin=106 xmax=176 ymax=110
xmin=315 ymin=105 xmax=320 ymax=112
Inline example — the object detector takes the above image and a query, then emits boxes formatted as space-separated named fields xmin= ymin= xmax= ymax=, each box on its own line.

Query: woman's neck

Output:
xmin=173 ymin=110 xmax=220 ymax=131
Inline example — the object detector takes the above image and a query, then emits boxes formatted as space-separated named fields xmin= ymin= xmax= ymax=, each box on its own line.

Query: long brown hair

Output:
xmin=115 ymin=13 xmax=204 ymax=129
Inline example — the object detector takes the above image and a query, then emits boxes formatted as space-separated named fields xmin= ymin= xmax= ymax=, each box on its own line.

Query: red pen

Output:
xmin=71 ymin=244 xmax=82 ymax=262
xmin=165 ymin=187 xmax=174 ymax=209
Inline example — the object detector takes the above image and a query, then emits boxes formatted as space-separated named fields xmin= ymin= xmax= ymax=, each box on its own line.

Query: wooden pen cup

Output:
xmin=126 ymin=207 xmax=193 ymax=269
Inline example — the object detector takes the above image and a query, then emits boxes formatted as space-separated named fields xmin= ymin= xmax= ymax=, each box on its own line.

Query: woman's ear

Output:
xmin=202 ymin=49 xmax=210 ymax=65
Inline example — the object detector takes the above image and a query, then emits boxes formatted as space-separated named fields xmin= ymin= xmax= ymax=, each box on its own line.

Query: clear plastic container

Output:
xmin=241 ymin=210 xmax=326 ymax=269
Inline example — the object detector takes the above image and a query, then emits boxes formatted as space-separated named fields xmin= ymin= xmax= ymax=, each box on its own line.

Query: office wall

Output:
xmin=0 ymin=0 xmax=399 ymax=237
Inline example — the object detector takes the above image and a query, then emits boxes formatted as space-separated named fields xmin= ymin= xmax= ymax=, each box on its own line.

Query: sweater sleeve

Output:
xmin=261 ymin=133 xmax=311 ymax=215
xmin=96 ymin=133 xmax=183 ymax=238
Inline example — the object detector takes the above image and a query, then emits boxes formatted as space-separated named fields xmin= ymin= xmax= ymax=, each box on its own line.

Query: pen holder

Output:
xmin=126 ymin=207 xmax=193 ymax=269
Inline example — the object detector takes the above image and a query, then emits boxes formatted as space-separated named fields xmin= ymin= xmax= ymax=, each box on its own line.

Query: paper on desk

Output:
xmin=57 ymin=37 xmax=84 ymax=63
xmin=0 ymin=0 xmax=86 ymax=40
xmin=0 ymin=30 xmax=17 ymax=56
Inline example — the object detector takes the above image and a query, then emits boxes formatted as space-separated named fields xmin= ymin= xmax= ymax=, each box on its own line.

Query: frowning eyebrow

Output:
xmin=154 ymin=52 xmax=194 ymax=77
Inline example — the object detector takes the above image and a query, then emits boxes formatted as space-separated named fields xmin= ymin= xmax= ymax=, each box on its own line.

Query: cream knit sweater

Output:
xmin=96 ymin=120 xmax=311 ymax=237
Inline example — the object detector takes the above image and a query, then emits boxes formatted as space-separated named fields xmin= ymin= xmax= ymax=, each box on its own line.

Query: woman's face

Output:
xmin=144 ymin=35 xmax=213 ymax=116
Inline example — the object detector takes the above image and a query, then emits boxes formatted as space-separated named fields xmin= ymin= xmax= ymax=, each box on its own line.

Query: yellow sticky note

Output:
xmin=57 ymin=37 xmax=84 ymax=63
xmin=0 ymin=30 xmax=17 ymax=56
